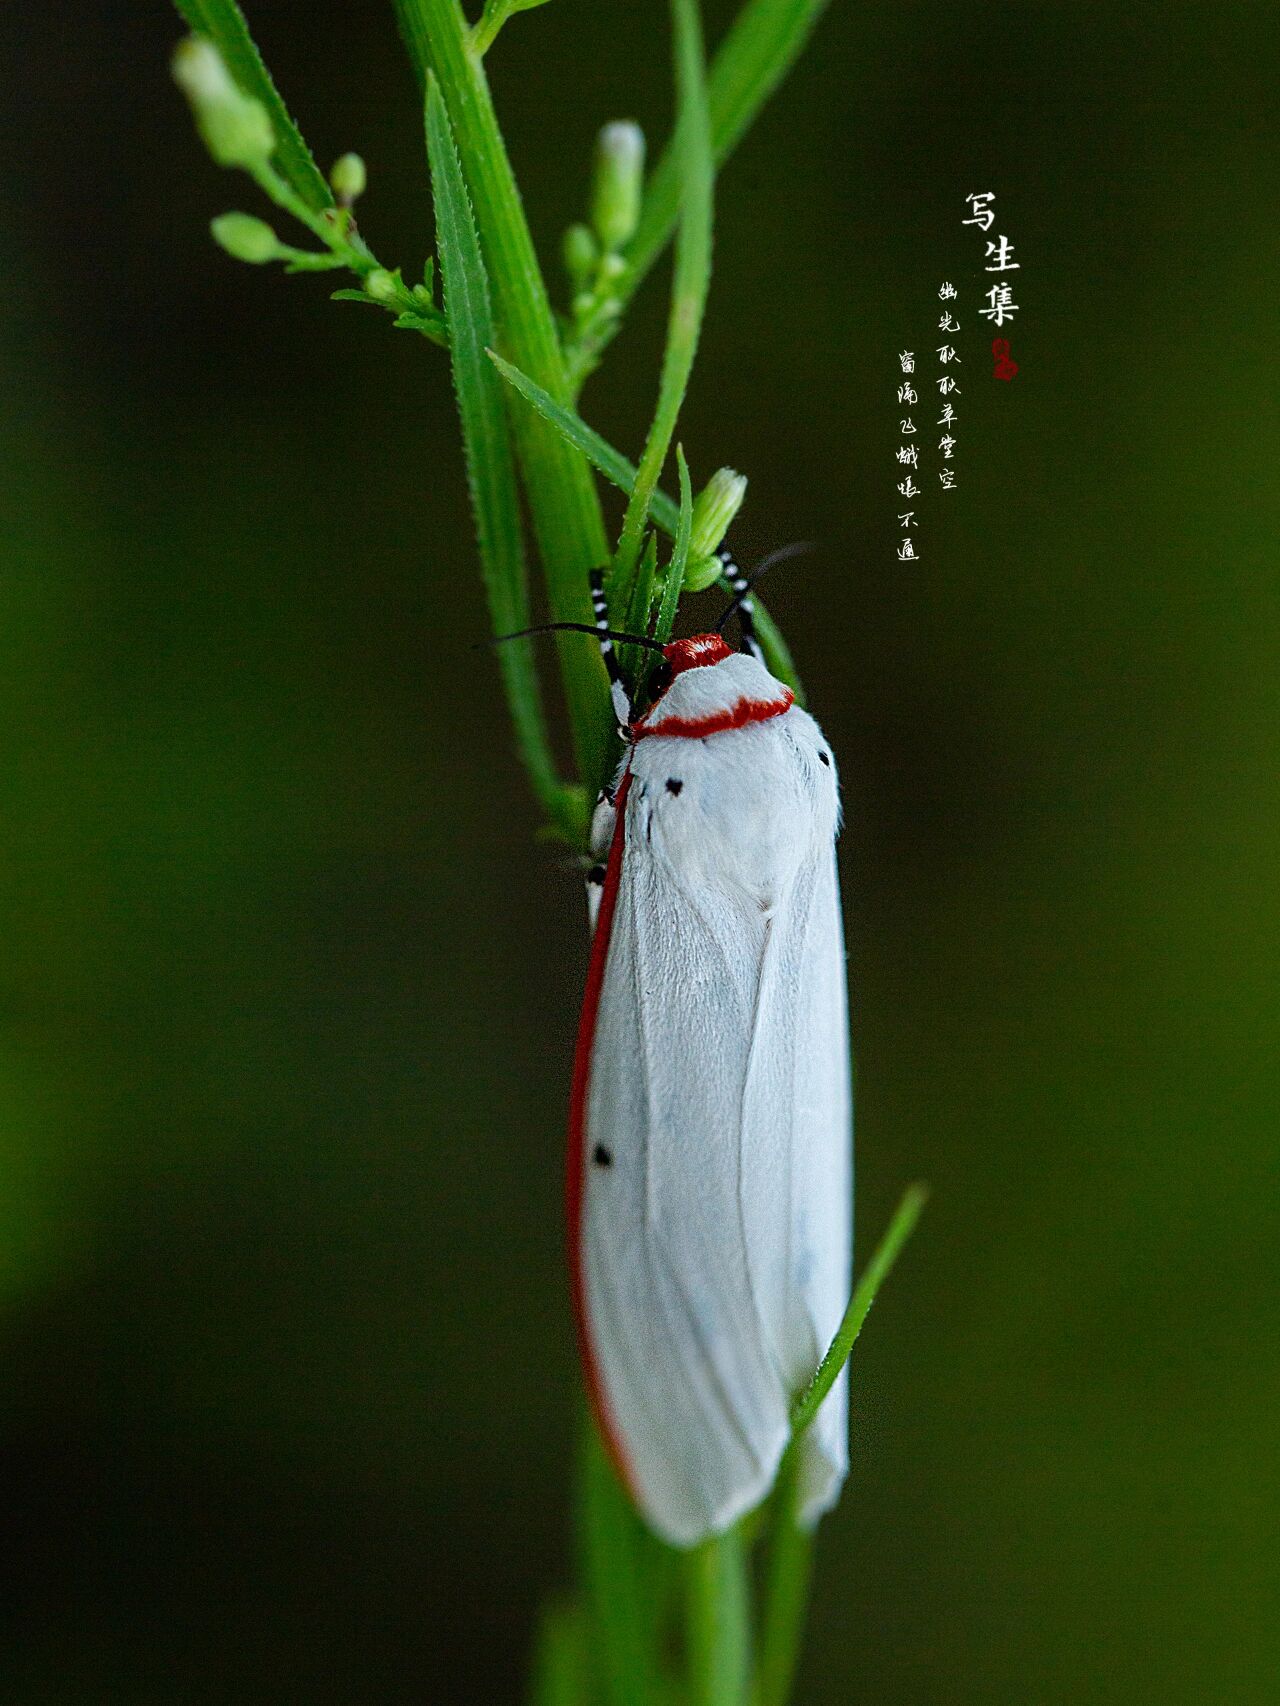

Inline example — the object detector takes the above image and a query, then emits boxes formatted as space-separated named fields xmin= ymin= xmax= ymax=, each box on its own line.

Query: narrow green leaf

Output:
xmin=489 ymin=352 xmax=804 ymax=698
xmin=567 ymin=0 xmax=838 ymax=380
xmin=790 ymin=1183 xmax=929 ymax=1439
xmin=618 ymin=531 xmax=658 ymax=687
xmin=653 ymin=447 xmax=693 ymax=645
xmin=752 ymin=1451 xmax=813 ymax=1706
xmin=393 ymin=0 xmax=612 ymax=791
xmin=754 ymin=1187 xmax=928 ymax=1706
xmin=578 ymin=1415 xmax=670 ymax=1706
xmin=684 ymin=1526 xmax=751 ymax=1706
xmin=425 ymin=77 xmax=571 ymax=837
xmin=610 ymin=0 xmax=713 ymax=601
xmin=489 ymin=351 xmax=678 ymax=526
xmin=474 ymin=0 xmax=553 ymax=57
xmin=171 ymin=0 xmax=331 ymax=211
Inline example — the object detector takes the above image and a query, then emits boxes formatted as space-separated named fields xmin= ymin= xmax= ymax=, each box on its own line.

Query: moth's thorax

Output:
xmin=635 ymin=649 xmax=793 ymax=740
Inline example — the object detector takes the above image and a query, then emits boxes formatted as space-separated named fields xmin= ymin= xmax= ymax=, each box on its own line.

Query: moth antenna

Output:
xmin=713 ymin=541 xmax=817 ymax=645
xmin=489 ymin=621 xmax=665 ymax=654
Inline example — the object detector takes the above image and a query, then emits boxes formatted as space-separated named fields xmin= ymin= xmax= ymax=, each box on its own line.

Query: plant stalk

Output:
xmin=393 ymin=0 xmax=613 ymax=794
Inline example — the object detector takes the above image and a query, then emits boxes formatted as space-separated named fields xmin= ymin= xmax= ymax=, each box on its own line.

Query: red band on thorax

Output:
xmin=633 ymin=689 xmax=794 ymax=742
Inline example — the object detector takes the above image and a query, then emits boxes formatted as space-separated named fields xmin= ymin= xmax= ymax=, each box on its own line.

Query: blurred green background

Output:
xmin=3 ymin=1 xmax=1278 ymax=1699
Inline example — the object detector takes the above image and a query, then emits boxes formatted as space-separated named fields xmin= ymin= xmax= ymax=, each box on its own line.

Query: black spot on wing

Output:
xmin=592 ymin=1145 xmax=613 ymax=1168
xmin=665 ymin=777 xmax=684 ymax=795
xmin=818 ymin=751 xmax=830 ymax=766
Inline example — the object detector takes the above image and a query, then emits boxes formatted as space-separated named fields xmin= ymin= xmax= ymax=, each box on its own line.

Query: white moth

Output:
xmin=567 ymin=565 xmax=852 ymax=1549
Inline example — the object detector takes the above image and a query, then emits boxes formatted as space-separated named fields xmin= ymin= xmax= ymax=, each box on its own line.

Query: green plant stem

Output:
xmin=751 ymin=1185 xmax=928 ymax=1704
xmin=654 ymin=448 xmax=694 ymax=645
xmin=751 ymin=1452 xmax=812 ymax=1706
xmin=578 ymin=1416 xmax=670 ymax=1706
xmin=174 ymin=0 xmax=332 ymax=210
xmin=573 ymin=0 xmax=841 ymax=383
xmin=392 ymin=0 xmax=612 ymax=792
xmin=685 ymin=1527 xmax=751 ymax=1706
xmin=487 ymin=351 xmax=803 ymax=698
xmin=529 ymin=1597 xmax=590 ymax=1706
xmin=790 ymin=1183 xmax=929 ymax=1438
xmin=426 ymin=77 xmax=577 ymax=840
xmin=245 ymin=160 xmax=451 ymax=344
xmin=250 ymin=162 xmax=368 ymax=261
xmin=610 ymin=0 xmax=712 ymax=601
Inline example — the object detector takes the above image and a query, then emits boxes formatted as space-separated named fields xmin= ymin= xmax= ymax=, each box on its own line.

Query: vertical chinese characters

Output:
xmin=964 ymin=190 xmax=1023 ymax=378
xmin=896 ymin=350 xmax=920 ymax=558
xmin=935 ymin=280 xmax=960 ymax=491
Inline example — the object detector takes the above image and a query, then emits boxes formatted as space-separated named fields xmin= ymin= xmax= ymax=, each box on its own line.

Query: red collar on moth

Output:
xmin=662 ymin=633 xmax=735 ymax=676
xmin=633 ymin=636 xmax=794 ymax=741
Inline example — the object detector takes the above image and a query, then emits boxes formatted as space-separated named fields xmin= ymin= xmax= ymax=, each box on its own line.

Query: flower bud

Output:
xmin=364 ymin=268 xmax=401 ymax=305
xmin=330 ymin=152 xmax=367 ymax=205
xmin=210 ymin=211 xmax=281 ymax=264
xmin=172 ymin=37 xmax=274 ymax=170
xmin=592 ymin=121 xmax=645 ymax=251
xmin=682 ymin=553 xmax=727 ymax=594
xmin=563 ymin=222 xmax=598 ymax=289
xmin=689 ymin=467 xmax=747 ymax=559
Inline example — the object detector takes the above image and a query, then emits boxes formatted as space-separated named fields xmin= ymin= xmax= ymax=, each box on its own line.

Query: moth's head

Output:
xmin=664 ymin=633 xmax=734 ymax=677
xmin=646 ymin=633 xmax=734 ymax=701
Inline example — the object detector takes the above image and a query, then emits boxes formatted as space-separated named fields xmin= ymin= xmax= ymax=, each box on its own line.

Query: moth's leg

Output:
xmin=717 ymin=544 xmax=763 ymax=662
xmin=590 ymin=565 xmax=633 ymax=731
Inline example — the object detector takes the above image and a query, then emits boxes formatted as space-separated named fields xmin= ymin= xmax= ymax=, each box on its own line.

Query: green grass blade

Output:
xmin=425 ymin=78 xmax=572 ymax=837
xmin=392 ymin=0 xmax=612 ymax=791
xmin=754 ymin=1187 xmax=928 ymax=1706
xmin=488 ymin=352 xmax=804 ymax=697
xmin=653 ymin=448 xmax=693 ymax=645
xmin=610 ymin=0 xmax=713 ymax=599
xmin=172 ymin=0 xmax=332 ymax=211
xmin=752 ymin=1451 xmax=813 ymax=1706
xmin=619 ymin=531 xmax=658 ymax=686
xmin=629 ymin=0 xmax=837 ymax=313
xmin=488 ymin=352 xmax=680 ymax=529
xmin=790 ymin=1183 xmax=929 ymax=1439
xmin=685 ymin=1527 xmax=751 ymax=1706
xmin=578 ymin=1417 xmax=670 ymax=1706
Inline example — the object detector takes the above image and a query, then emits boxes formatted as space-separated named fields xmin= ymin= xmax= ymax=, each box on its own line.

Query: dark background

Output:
xmin=3 ymin=1 xmax=1277 ymax=1699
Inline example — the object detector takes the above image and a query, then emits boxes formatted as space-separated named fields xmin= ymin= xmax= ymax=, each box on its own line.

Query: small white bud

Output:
xmin=172 ymin=37 xmax=274 ymax=170
xmin=689 ymin=467 xmax=748 ymax=559
xmin=330 ymin=152 xmax=367 ymax=204
xmin=210 ymin=211 xmax=280 ymax=264
xmin=364 ymin=268 xmax=401 ymax=305
xmin=563 ymin=222 xmax=598 ymax=289
xmin=592 ymin=121 xmax=645 ymax=251
xmin=682 ymin=553 xmax=727 ymax=594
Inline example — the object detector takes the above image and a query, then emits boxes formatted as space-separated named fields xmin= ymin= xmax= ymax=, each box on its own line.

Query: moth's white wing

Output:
xmin=739 ymin=825 xmax=852 ymax=1525
xmin=579 ymin=708 xmax=852 ymax=1546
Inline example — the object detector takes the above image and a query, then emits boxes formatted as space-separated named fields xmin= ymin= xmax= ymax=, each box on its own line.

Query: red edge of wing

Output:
xmin=633 ymin=688 xmax=794 ymax=742
xmin=566 ymin=769 xmax=637 ymax=1495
